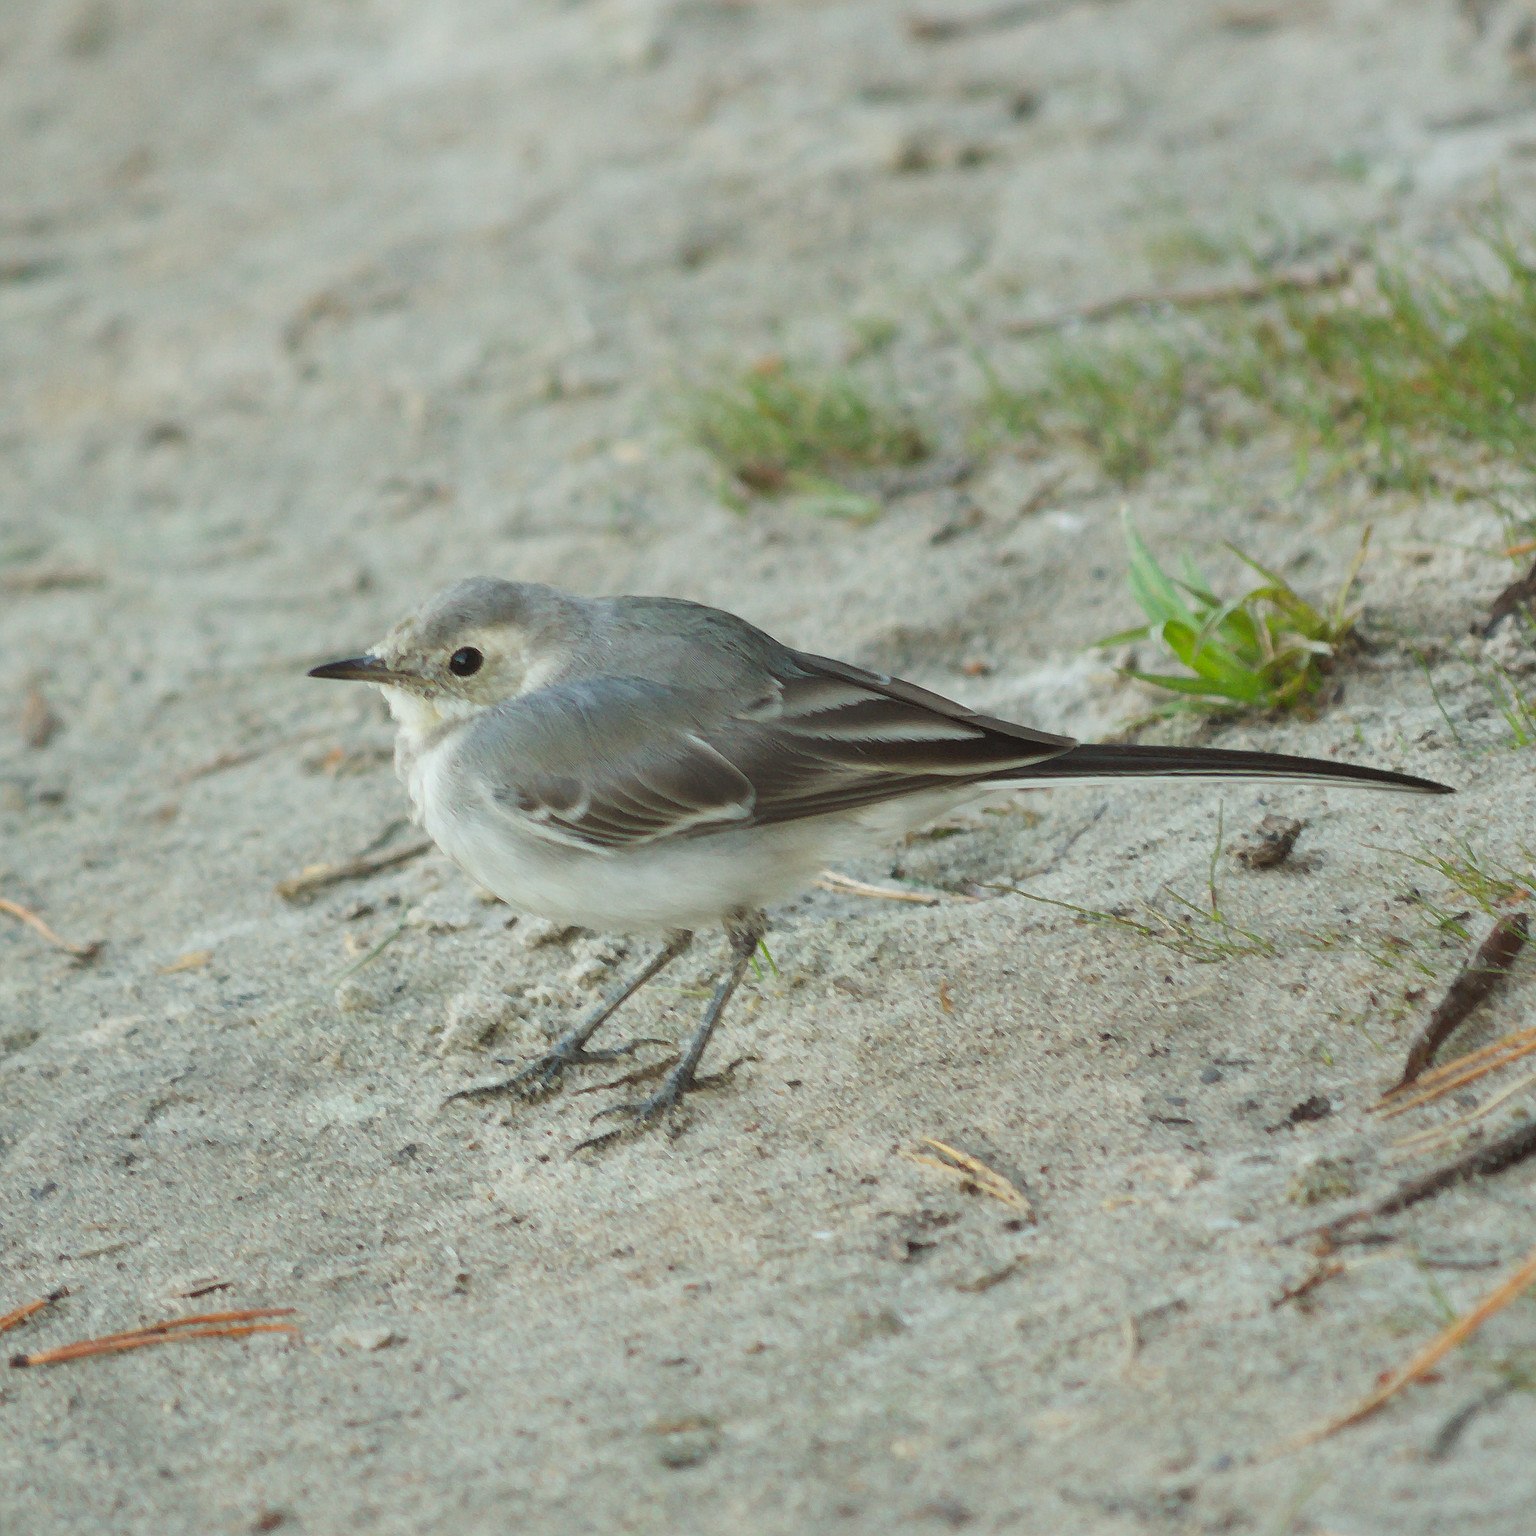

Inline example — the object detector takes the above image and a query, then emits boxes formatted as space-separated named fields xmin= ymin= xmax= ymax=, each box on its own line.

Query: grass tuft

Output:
xmin=1225 ymin=224 xmax=1536 ymax=487
xmin=980 ymin=218 xmax=1536 ymax=487
xmin=1401 ymin=841 xmax=1535 ymax=922
xmin=1483 ymin=662 xmax=1536 ymax=749
xmin=683 ymin=357 xmax=929 ymax=506
xmin=999 ymin=809 xmax=1279 ymax=962
xmin=982 ymin=341 xmax=1188 ymax=484
xmin=1100 ymin=518 xmax=1366 ymax=712
xmin=1001 ymin=884 xmax=1278 ymax=963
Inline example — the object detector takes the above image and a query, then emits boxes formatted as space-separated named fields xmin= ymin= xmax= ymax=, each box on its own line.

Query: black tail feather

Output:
xmin=1005 ymin=741 xmax=1451 ymax=795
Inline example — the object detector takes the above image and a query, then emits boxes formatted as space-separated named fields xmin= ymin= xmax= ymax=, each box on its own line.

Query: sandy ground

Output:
xmin=5 ymin=1 xmax=1536 ymax=1531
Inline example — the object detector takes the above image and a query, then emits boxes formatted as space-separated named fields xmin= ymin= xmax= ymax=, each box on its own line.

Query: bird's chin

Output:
xmin=380 ymin=685 xmax=482 ymax=736
xmin=380 ymin=684 xmax=442 ymax=734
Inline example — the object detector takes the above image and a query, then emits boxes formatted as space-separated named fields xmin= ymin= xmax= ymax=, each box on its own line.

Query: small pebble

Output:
xmin=1232 ymin=815 xmax=1305 ymax=870
xmin=333 ymin=1325 xmax=401 ymax=1352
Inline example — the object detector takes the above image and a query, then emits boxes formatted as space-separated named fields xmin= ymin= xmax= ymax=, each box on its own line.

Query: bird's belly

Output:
xmin=427 ymin=801 xmax=842 ymax=932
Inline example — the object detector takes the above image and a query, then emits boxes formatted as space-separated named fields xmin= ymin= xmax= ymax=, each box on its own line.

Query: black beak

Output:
xmin=307 ymin=655 xmax=402 ymax=683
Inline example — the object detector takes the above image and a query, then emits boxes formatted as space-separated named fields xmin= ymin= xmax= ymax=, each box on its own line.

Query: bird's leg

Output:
xmin=573 ymin=908 xmax=767 ymax=1152
xmin=444 ymin=930 xmax=693 ymax=1105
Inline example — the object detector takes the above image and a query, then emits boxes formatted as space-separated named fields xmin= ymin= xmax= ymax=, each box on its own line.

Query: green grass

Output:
xmin=1484 ymin=663 xmax=1536 ymax=749
xmin=1484 ymin=486 xmax=1536 ymax=551
xmin=1414 ymin=643 xmax=1536 ymax=754
xmin=998 ymin=824 xmax=1486 ymax=982
xmin=1142 ymin=221 xmax=1240 ymax=281
xmin=980 ymin=219 xmax=1536 ymax=488
xmin=984 ymin=342 xmax=1188 ymax=483
xmin=1399 ymin=840 xmax=1534 ymax=923
xmin=686 ymin=219 xmax=1536 ymax=512
xmin=682 ymin=358 xmax=930 ymax=507
xmin=1377 ymin=837 xmax=1536 ymax=947
xmin=1000 ymin=883 xmax=1278 ymax=963
xmin=1228 ymin=224 xmax=1536 ymax=487
xmin=1099 ymin=518 xmax=1366 ymax=712
xmin=998 ymin=809 xmax=1279 ymax=963
xmin=1409 ymin=1259 xmax=1536 ymax=1406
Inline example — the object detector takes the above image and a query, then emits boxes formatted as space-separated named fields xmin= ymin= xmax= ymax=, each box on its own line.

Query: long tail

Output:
xmin=1003 ymin=741 xmax=1451 ymax=795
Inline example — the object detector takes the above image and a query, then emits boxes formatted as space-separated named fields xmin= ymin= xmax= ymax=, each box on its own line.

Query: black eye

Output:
xmin=448 ymin=646 xmax=483 ymax=677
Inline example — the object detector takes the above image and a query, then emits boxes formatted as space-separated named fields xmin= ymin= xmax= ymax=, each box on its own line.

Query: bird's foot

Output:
xmin=570 ymin=1055 xmax=754 ymax=1154
xmin=444 ymin=1035 xmax=668 ymax=1107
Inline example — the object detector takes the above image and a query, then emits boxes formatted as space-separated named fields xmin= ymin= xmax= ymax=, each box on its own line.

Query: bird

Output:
xmin=308 ymin=577 xmax=1452 ymax=1149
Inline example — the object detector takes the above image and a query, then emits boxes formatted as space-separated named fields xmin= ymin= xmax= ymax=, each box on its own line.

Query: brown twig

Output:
xmin=859 ymin=456 xmax=976 ymax=500
xmin=170 ymin=1278 xmax=234 ymax=1300
xmin=1308 ymin=1119 xmax=1536 ymax=1243
xmin=158 ymin=949 xmax=213 ymax=975
xmin=815 ymin=870 xmax=941 ymax=906
xmin=1383 ymin=913 xmax=1528 ymax=1096
xmin=1480 ymin=556 xmax=1536 ymax=637
xmin=0 ymin=897 xmax=101 ymax=960
xmin=903 ymin=1137 xmax=1033 ymax=1217
xmin=12 ymin=1323 xmax=295 ymax=1367
xmin=9 ymin=1307 xmax=297 ymax=1368
xmin=999 ymin=256 xmax=1357 ymax=338
xmin=275 ymin=839 xmax=432 ymax=902
xmin=20 ymin=685 xmax=60 ymax=749
xmin=1270 ymin=1259 xmax=1345 ymax=1310
xmin=906 ymin=0 xmax=1056 ymax=41
xmin=1393 ymin=1066 xmax=1536 ymax=1156
xmin=1377 ymin=1023 xmax=1536 ymax=1121
xmin=177 ymin=746 xmax=266 ymax=783
xmin=1017 ymin=469 xmax=1072 ymax=519
xmin=1286 ymin=1242 xmax=1536 ymax=1446
xmin=0 ymin=1289 xmax=67 ymax=1335
xmin=1387 ymin=1020 xmax=1536 ymax=1098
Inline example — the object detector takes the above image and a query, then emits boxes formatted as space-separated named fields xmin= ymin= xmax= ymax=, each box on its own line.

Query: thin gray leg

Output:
xmin=444 ymin=930 xmax=693 ymax=1105
xmin=573 ymin=908 xmax=767 ymax=1152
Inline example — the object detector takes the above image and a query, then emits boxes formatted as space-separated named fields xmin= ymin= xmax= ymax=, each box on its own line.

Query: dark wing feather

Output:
xmin=709 ymin=651 xmax=1076 ymax=826
xmin=478 ymin=659 xmax=1078 ymax=852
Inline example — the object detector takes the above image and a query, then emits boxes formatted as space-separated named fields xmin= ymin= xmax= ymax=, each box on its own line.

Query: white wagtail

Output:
xmin=309 ymin=577 xmax=1451 ymax=1148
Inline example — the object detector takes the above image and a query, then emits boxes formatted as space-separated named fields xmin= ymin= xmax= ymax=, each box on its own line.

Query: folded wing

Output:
xmin=468 ymin=657 xmax=1079 ymax=852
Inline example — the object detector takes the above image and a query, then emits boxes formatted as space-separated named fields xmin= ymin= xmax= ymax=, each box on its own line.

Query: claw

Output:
xmin=490 ymin=1036 xmax=669 ymax=1072
xmin=572 ymin=1053 xmax=679 ymax=1096
xmin=692 ymin=1053 xmax=758 ymax=1090
xmin=569 ymin=1093 xmax=685 ymax=1154
xmin=568 ymin=1055 xmax=755 ymax=1153
xmin=586 ymin=1098 xmax=655 ymax=1125
xmin=444 ymin=1036 xmax=668 ymax=1109
xmin=570 ymin=1081 xmax=687 ymax=1153
xmin=568 ymin=1125 xmax=628 ymax=1156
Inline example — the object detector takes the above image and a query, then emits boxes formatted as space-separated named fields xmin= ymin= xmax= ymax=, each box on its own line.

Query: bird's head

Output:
xmin=308 ymin=578 xmax=586 ymax=735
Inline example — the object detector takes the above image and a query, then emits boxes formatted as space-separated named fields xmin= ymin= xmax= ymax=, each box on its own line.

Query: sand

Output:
xmin=4 ymin=1 xmax=1536 ymax=1532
